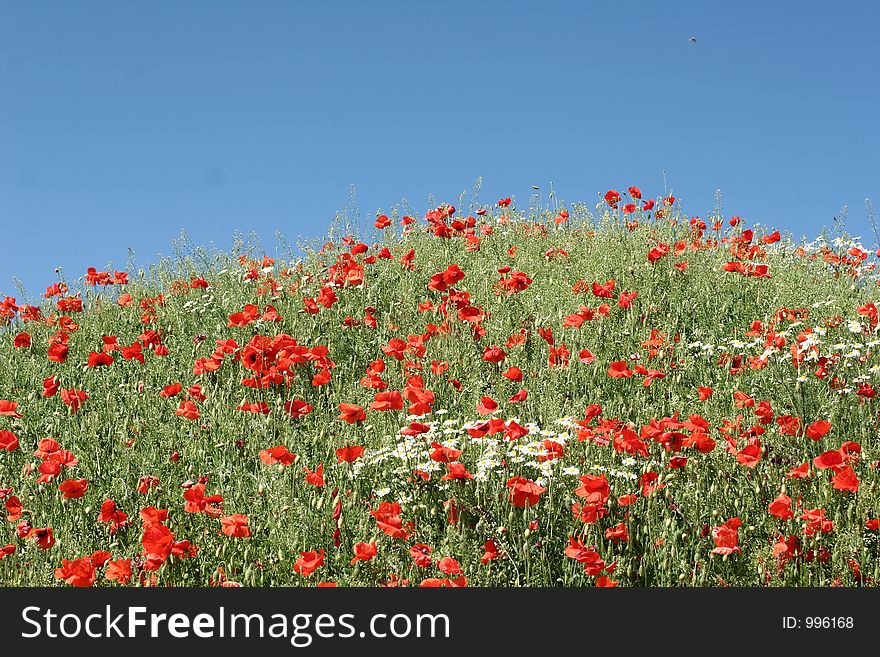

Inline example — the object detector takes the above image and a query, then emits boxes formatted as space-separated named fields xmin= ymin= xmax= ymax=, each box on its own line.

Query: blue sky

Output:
xmin=2 ymin=1 xmax=878 ymax=299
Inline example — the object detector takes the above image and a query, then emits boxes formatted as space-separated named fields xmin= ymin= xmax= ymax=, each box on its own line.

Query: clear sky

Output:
xmin=2 ymin=1 xmax=878 ymax=299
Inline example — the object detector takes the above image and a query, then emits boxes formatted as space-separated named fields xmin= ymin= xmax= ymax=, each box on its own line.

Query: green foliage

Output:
xmin=1 ymin=198 xmax=878 ymax=587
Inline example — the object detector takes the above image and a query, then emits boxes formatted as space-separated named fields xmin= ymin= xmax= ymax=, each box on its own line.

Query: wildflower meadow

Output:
xmin=1 ymin=187 xmax=879 ymax=588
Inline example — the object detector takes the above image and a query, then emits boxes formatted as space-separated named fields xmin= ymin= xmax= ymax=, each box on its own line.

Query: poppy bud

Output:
xmin=170 ymin=451 xmax=180 ymax=462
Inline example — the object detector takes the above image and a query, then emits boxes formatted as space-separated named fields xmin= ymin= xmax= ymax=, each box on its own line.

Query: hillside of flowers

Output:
xmin=1 ymin=187 xmax=879 ymax=587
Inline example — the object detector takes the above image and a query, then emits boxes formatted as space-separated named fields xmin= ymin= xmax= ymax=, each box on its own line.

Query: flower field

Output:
xmin=1 ymin=187 xmax=879 ymax=587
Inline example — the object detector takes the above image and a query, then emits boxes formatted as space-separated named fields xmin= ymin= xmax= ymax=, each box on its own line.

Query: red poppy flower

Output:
xmin=0 ymin=430 xmax=18 ymax=452
xmin=506 ymin=476 xmax=546 ymax=508
xmin=409 ymin=544 xmax=433 ymax=568
xmin=507 ymin=390 xmax=529 ymax=404
xmin=480 ymin=539 xmax=501 ymax=564
xmin=800 ymin=508 xmax=834 ymax=536
xmin=5 ymin=495 xmax=22 ymax=521
xmin=186 ymin=385 xmax=208 ymax=401
xmin=768 ymin=493 xmax=794 ymax=519
xmin=647 ymin=243 xmax=670 ymax=263
xmin=805 ymin=419 xmax=831 ymax=441
xmin=47 ymin=342 xmax=69 ymax=363
xmin=605 ymin=522 xmax=629 ymax=543
xmin=574 ymin=474 xmax=610 ymax=506
xmin=304 ymin=464 xmax=325 ymax=487
xmin=37 ymin=459 xmax=62 ymax=484
xmin=831 ymin=466 xmax=859 ymax=493
xmin=59 ymin=388 xmax=89 ymax=413
xmin=336 ymin=445 xmax=365 ymax=463
xmin=55 ymin=557 xmax=97 ymax=587
xmin=175 ymin=399 xmax=200 ymax=420
xmin=105 ymin=558 xmax=133 ymax=584
xmin=351 ymin=542 xmax=377 ymax=565
xmin=90 ymin=550 xmax=112 ymax=567
xmin=641 ymin=471 xmax=664 ymax=496
xmin=482 ymin=345 xmax=506 ymax=363
xmin=564 ymin=537 xmax=606 ymax=575
xmin=0 ymin=400 xmax=21 ymax=418
xmin=137 ymin=476 xmax=160 ymax=494
xmin=369 ymin=390 xmax=403 ymax=411
xmin=607 ymin=361 xmax=633 ymax=378
xmin=97 ymin=499 xmax=128 ymax=531
xmin=159 ymin=382 xmax=183 ymax=398
xmin=58 ymin=479 xmax=89 ymax=499
xmin=220 ymin=514 xmax=252 ymax=537
xmin=294 ymin=549 xmax=325 ymax=577
xmin=572 ymin=348 xmax=595 ymax=366
xmin=733 ymin=391 xmax=755 ymax=408
xmin=736 ymin=441 xmax=762 ymax=468
xmin=710 ymin=517 xmax=742 ymax=555
xmin=457 ymin=306 xmax=484 ymax=323
xmin=184 ymin=484 xmax=224 ymax=517
xmin=376 ymin=514 xmax=409 ymax=540
xmin=813 ymin=450 xmax=843 ymax=470
xmin=236 ymin=401 xmax=270 ymax=414
xmin=441 ymin=462 xmax=474 ymax=481
xmin=476 ymin=396 xmax=498 ymax=415
xmin=283 ymin=399 xmax=313 ymax=418
xmin=591 ymin=280 xmax=616 ymax=299
xmin=260 ymin=445 xmax=297 ymax=466
xmin=142 ymin=524 xmax=174 ymax=562
xmin=438 ymin=557 xmax=462 ymax=575
xmin=42 ymin=376 xmax=60 ymax=397
xmin=87 ymin=351 xmax=114 ymax=367
xmin=33 ymin=527 xmax=55 ymax=550
xmin=338 ymin=403 xmax=366 ymax=423
xmin=776 ymin=415 xmax=801 ymax=436
xmin=139 ymin=506 xmax=168 ymax=527
xmin=429 ymin=442 xmax=462 ymax=463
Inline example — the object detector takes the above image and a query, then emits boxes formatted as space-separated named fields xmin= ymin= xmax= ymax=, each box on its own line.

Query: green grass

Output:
xmin=1 ymin=194 xmax=879 ymax=587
